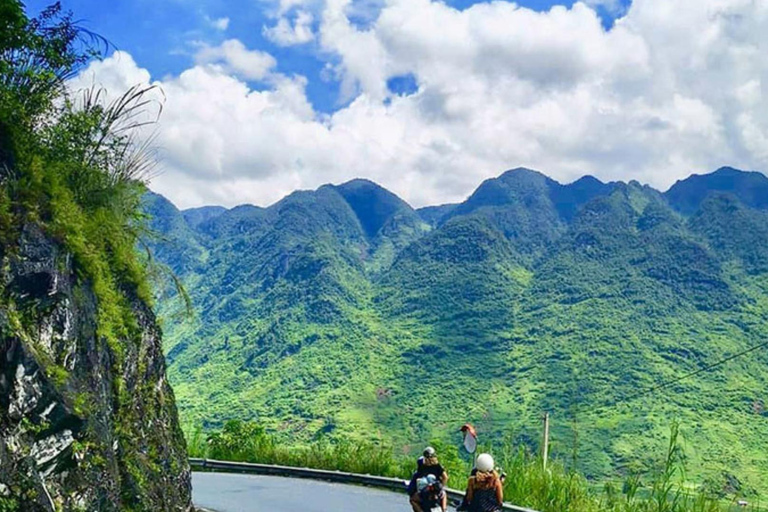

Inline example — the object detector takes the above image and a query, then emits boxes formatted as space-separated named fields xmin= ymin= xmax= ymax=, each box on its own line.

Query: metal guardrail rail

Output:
xmin=189 ymin=458 xmax=540 ymax=512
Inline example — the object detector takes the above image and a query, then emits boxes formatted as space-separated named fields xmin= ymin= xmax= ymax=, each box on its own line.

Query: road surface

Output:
xmin=192 ymin=472 xmax=458 ymax=512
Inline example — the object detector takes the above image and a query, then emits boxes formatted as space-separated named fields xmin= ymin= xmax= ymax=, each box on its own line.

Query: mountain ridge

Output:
xmin=164 ymin=167 xmax=768 ymax=223
xmin=147 ymin=166 xmax=768 ymax=495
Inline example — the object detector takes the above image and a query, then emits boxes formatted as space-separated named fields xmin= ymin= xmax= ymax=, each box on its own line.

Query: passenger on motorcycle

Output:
xmin=410 ymin=474 xmax=447 ymax=512
xmin=464 ymin=453 xmax=504 ymax=512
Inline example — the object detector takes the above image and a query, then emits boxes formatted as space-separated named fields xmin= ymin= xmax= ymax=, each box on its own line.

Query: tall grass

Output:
xmin=188 ymin=421 xmax=761 ymax=512
xmin=189 ymin=421 xmax=414 ymax=478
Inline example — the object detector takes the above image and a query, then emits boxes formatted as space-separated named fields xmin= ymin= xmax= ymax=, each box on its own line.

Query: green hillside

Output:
xmin=147 ymin=167 xmax=768 ymax=495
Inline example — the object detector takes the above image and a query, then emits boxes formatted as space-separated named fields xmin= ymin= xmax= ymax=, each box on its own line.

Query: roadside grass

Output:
xmin=187 ymin=421 xmax=762 ymax=512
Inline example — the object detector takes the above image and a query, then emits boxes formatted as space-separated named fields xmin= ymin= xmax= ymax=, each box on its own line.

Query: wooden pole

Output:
xmin=542 ymin=412 xmax=550 ymax=471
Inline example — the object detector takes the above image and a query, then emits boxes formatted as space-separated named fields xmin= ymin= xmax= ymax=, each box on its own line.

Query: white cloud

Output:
xmin=271 ymin=0 xmax=319 ymax=16
xmin=71 ymin=0 xmax=768 ymax=210
xmin=194 ymin=40 xmax=276 ymax=81
xmin=208 ymin=16 xmax=230 ymax=31
xmin=263 ymin=10 xmax=315 ymax=46
xmin=68 ymin=51 xmax=152 ymax=97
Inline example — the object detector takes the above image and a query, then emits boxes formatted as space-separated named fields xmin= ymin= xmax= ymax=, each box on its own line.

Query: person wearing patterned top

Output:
xmin=465 ymin=453 xmax=504 ymax=512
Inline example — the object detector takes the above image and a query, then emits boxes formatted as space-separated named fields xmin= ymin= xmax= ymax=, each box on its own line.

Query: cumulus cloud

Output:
xmin=263 ymin=10 xmax=315 ymax=46
xmin=70 ymin=0 xmax=768 ymax=210
xmin=68 ymin=51 xmax=152 ymax=97
xmin=194 ymin=39 xmax=276 ymax=81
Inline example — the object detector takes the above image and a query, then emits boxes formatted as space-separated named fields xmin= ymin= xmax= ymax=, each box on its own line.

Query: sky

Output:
xmin=25 ymin=0 xmax=768 ymax=209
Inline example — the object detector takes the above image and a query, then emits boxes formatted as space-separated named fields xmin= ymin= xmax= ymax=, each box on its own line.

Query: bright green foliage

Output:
xmin=147 ymin=166 xmax=768 ymax=502
xmin=198 ymin=419 xmax=414 ymax=477
xmin=0 ymin=1 xmax=98 ymax=131
xmin=192 ymin=420 xmax=759 ymax=512
xmin=0 ymin=2 xmax=159 ymax=355
xmin=0 ymin=4 xmax=183 ymax=508
xmin=0 ymin=497 xmax=19 ymax=512
xmin=150 ymin=165 xmax=768 ymax=503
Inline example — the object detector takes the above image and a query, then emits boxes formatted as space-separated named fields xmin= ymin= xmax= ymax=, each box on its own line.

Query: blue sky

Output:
xmin=33 ymin=0 xmax=766 ymax=209
xmin=25 ymin=0 xmax=630 ymax=114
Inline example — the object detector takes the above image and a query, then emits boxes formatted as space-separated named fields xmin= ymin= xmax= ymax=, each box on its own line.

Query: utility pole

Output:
xmin=542 ymin=413 xmax=550 ymax=471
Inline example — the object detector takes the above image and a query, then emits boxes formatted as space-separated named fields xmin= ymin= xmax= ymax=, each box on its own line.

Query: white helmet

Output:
xmin=476 ymin=453 xmax=494 ymax=472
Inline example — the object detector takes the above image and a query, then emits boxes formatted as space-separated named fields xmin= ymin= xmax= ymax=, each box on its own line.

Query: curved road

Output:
xmin=192 ymin=472 xmax=458 ymax=512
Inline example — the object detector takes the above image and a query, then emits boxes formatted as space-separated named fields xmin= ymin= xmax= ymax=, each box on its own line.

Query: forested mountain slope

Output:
xmin=148 ymin=167 xmax=768 ymax=493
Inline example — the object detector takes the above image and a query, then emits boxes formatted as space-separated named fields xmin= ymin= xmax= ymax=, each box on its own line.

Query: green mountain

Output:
xmin=416 ymin=203 xmax=457 ymax=227
xmin=147 ymin=167 xmax=768 ymax=494
xmin=666 ymin=166 xmax=768 ymax=215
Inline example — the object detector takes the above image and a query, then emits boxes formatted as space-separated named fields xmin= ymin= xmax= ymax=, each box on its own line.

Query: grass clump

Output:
xmin=192 ymin=420 xmax=413 ymax=478
xmin=0 ymin=1 xmax=162 ymax=357
xmin=0 ymin=498 xmax=19 ymax=512
xmin=0 ymin=3 xmax=190 ymax=508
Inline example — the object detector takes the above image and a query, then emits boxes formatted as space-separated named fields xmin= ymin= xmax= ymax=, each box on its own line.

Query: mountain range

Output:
xmin=145 ymin=166 xmax=768 ymax=493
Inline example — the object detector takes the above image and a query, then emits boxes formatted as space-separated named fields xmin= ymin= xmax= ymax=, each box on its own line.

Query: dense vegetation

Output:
xmin=1 ymin=3 xmax=190 ymax=511
xmin=190 ymin=420 xmax=762 ymax=512
xmin=1 ymin=1 xmax=158 ymax=347
xmin=148 ymin=165 xmax=768 ymax=503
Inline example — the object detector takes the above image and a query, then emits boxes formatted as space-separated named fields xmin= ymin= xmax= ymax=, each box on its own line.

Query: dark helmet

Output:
xmin=423 ymin=446 xmax=436 ymax=458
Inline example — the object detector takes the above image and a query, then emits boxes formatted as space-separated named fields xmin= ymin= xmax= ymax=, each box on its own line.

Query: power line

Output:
xmin=211 ymin=336 xmax=768 ymax=432
xmin=349 ymin=337 xmax=768 ymax=428
xmin=608 ymin=337 xmax=768 ymax=410
xmin=562 ymin=337 xmax=768 ymax=426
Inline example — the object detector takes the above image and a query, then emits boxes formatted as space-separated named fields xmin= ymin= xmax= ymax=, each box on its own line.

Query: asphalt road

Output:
xmin=192 ymin=472 xmax=457 ymax=512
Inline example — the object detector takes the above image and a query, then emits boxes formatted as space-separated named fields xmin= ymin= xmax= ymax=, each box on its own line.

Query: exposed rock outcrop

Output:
xmin=0 ymin=225 xmax=192 ymax=511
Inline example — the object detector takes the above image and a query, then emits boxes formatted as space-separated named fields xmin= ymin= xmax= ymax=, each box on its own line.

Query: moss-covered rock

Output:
xmin=0 ymin=224 xmax=192 ymax=511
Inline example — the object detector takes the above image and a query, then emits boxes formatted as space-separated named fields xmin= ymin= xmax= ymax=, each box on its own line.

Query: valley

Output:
xmin=147 ymin=166 xmax=768 ymax=495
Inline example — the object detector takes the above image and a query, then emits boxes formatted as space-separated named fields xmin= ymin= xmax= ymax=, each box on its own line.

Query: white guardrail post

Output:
xmin=189 ymin=458 xmax=540 ymax=512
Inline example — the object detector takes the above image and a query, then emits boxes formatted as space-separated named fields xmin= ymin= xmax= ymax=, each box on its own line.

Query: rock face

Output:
xmin=0 ymin=225 xmax=192 ymax=511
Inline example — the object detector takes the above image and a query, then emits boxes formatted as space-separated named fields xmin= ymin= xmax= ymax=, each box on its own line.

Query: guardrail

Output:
xmin=189 ymin=458 xmax=540 ymax=512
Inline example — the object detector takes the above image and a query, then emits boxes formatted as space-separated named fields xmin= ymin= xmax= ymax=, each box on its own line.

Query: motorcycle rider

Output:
xmin=408 ymin=447 xmax=448 ymax=512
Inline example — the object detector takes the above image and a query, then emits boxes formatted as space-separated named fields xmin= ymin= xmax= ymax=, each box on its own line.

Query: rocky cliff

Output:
xmin=0 ymin=224 xmax=192 ymax=511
